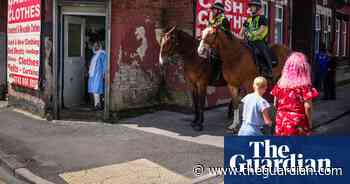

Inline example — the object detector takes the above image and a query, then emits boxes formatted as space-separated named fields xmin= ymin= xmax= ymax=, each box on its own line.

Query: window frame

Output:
xmin=336 ymin=19 xmax=341 ymax=56
xmin=262 ymin=0 xmax=269 ymax=19
xmin=274 ymin=4 xmax=284 ymax=44
xmin=315 ymin=14 xmax=321 ymax=53
xmin=342 ymin=21 xmax=347 ymax=56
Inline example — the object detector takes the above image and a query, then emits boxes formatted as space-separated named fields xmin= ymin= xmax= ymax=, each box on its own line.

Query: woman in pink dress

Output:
xmin=271 ymin=52 xmax=319 ymax=136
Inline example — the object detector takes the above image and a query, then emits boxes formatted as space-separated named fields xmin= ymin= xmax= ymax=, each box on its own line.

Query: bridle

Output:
xmin=161 ymin=32 xmax=179 ymax=65
xmin=203 ymin=27 xmax=219 ymax=49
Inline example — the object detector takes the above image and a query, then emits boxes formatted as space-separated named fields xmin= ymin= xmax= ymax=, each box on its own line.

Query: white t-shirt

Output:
xmin=241 ymin=93 xmax=271 ymax=126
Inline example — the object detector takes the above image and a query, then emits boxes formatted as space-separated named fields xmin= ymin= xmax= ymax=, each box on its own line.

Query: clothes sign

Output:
xmin=7 ymin=0 xmax=41 ymax=89
xmin=196 ymin=0 xmax=250 ymax=38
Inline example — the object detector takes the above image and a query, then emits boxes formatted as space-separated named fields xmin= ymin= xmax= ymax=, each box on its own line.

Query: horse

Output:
xmin=159 ymin=27 xmax=231 ymax=131
xmin=197 ymin=26 xmax=291 ymax=131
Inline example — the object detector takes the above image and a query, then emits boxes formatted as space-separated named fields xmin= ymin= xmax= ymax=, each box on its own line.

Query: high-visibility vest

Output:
xmin=246 ymin=16 xmax=268 ymax=41
xmin=209 ymin=14 xmax=230 ymax=33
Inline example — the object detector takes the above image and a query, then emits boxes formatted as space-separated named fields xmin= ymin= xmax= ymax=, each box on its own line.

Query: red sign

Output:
xmin=196 ymin=0 xmax=250 ymax=37
xmin=7 ymin=0 xmax=41 ymax=89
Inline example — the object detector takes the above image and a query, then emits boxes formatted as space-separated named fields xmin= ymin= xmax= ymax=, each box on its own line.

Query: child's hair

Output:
xmin=253 ymin=76 xmax=268 ymax=89
xmin=278 ymin=52 xmax=311 ymax=89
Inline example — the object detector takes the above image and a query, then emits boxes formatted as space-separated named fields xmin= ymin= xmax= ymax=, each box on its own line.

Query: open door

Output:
xmin=63 ymin=16 xmax=86 ymax=108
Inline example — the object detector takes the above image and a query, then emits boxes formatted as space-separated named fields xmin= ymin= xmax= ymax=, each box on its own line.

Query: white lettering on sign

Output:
xmin=195 ymin=0 xmax=250 ymax=38
xmin=7 ymin=0 xmax=41 ymax=89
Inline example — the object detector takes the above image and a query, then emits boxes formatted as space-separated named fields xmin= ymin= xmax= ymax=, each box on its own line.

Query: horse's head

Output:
xmin=159 ymin=26 xmax=177 ymax=66
xmin=197 ymin=26 xmax=219 ymax=58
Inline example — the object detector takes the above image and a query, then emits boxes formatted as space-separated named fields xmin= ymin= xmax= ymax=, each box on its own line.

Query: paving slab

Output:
xmin=60 ymin=159 xmax=191 ymax=184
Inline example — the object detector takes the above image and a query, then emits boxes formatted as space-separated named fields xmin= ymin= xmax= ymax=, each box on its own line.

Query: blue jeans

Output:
xmin=238 ymin=123 xmax=263 ymax=136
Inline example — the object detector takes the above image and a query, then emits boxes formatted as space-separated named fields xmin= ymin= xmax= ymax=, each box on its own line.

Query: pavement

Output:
xmin=0 ymin=85 xmax=349 ymax=184
xmin=0 ymin=166 xmax=28 ymax=184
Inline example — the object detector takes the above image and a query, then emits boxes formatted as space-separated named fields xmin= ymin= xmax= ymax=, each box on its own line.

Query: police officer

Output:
xmin=207 ymin=2 xmax=231 ymax=83
xmin=209 ymin=2 xmax=231 ymax=35
xmin=240 ymin=0 xmax=275 ymax=78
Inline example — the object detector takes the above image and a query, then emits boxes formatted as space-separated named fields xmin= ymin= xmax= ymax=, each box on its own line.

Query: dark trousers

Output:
xmin=323 ymin=70 xmax=336 ymax=99
xmin=250 ymin=41 xmax=274 ymax=74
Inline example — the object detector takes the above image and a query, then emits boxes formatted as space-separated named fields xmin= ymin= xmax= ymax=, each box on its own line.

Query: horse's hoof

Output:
xmin=193 ymin=125 xmax=203 ymax=132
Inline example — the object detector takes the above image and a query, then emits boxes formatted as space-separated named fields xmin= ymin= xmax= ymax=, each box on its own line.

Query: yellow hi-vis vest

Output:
xmin=246 ymin=16 xmax=269 ymax=41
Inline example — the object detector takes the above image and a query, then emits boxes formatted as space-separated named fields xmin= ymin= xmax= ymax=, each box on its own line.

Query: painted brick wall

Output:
xmin=110 ymin=0 xmax=163 ymax=111
xmin=109 ymin=0 xmax=198 ymax=111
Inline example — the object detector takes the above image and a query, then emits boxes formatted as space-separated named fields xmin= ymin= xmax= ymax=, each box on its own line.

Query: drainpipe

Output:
xmin=104 ymin=0 xmax=112 ymax=121
xmin=52 ymin=0 xmax=59 ymax=120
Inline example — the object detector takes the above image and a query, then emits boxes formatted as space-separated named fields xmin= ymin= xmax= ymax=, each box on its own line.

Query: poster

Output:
xmin=196 ymin=0 xmax=250 ymax=37
xmin=7 ymin=0 xmax=41 ymax=90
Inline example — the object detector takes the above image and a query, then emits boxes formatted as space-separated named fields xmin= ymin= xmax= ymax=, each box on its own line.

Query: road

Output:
xmin=315 ymin=113 xmax=350 ymax=135
xmin=0 ymin=167 xmax=27 ymax=184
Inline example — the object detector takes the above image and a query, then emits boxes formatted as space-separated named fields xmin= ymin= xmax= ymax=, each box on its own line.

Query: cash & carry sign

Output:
xmin=196 ymin=0 xmax=250 ymax=37
xmin=7 ymin=0 xmax=41 ymax=89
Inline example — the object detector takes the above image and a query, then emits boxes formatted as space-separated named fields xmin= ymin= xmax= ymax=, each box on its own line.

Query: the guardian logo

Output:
xmin=230 ymin=140 xmax=332 ymax=172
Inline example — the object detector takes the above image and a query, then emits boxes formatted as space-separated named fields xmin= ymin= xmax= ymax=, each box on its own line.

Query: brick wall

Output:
xmin=109 ymin=0 xmax=196 ymax=111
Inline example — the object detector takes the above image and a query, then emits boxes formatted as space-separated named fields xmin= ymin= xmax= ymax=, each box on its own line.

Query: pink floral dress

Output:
xmin=271 ymin=86 xmax=319 ymax=136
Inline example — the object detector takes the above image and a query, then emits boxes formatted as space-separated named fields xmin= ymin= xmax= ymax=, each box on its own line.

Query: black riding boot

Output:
xmin=256 ymin=42 xmax=273 ymax=79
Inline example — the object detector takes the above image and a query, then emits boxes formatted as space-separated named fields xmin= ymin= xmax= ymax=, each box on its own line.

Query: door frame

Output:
xmin=52 ymin=0 xmax=111 ymax=120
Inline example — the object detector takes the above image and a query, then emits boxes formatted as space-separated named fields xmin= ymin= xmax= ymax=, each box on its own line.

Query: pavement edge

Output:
xmin=0 ymin=150 xmax=55 ymax=184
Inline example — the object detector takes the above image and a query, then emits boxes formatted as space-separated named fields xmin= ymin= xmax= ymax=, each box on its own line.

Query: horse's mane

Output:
xmin=175 ymin=30 xmax=199 ymax=45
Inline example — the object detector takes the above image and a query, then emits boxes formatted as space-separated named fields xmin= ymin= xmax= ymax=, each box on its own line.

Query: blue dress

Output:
xmin=88 ymin=51 xmax=107 ymax=95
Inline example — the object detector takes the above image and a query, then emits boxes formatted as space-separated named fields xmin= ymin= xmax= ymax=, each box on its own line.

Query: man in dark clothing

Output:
xmin=323 ymin=48 xmax=337 ymax=100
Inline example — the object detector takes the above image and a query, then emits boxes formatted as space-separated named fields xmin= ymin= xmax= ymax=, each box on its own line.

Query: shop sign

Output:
xmin=7 ymin=0 xmax=41 ymax=89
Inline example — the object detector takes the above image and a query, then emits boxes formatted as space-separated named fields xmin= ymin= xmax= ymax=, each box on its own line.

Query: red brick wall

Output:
xmin=109 ymin=0 xmax=198 ymax=111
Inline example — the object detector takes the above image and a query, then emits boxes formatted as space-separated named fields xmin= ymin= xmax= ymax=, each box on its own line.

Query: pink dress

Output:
xmin=271 ymin=86 xmax=319 ymax=136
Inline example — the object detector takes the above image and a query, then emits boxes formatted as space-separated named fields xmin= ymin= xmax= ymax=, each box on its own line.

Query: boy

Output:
xmin=238 ymin=76 xmax=272 ymax=136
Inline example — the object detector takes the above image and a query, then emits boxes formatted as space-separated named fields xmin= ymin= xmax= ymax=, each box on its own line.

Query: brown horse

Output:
xmin=198 ymin=27 xmax=291 ymax=130
xmin=159 ymin=27 xmax=231 ymax=131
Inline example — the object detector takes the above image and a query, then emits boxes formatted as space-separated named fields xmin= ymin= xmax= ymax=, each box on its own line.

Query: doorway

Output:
xmin=57 ymin=4 xmax=108 ymax=121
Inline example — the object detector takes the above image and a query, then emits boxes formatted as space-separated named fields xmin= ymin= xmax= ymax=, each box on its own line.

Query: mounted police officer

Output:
xmin=207 ymin=2 xmax=231 ymax=83
xmin=240 ymin=0 xmax=276 ymax=78
xmin=209 ymin=2 xmax=231 ymax=35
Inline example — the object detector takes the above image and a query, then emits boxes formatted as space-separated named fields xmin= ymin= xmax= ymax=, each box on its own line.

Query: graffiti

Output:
xmin=135 ymin=26 xmax=148 ymax=61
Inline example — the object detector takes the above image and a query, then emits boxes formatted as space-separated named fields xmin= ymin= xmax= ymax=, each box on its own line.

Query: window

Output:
xmin=274 ymin=5 xmax=283 ymax=44
xmin=342 ymin=21 xmax=347 ymax=56
xmin=315 ymin=15 xmax=321 ymax=53
xmin=262 ymin=0 xmax=268 ymax=19
xmin=68 ymin=23 xmax=82 ymax=57
xmin=336 ymin=19 xmax=341 ymax=56
xmin=322 ymin=16 xmax=331 ymax=49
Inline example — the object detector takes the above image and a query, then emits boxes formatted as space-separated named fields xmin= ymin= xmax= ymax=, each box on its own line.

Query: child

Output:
xmin=271 ymin=52 xmax=319 ymax=136
xmin=238 ymin=76 xmax=272 ymax=136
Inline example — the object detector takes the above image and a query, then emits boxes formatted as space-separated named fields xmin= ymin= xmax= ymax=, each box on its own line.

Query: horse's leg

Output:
xmin=191 ymin=89 xmax=199 ymax=127
xmin=193 ymin=85 xmax=206 ymax=132
xmin=227 ymin=100 xmax=234 ymax=119
xmin=226 ymin=86 xmax=241 ymax=132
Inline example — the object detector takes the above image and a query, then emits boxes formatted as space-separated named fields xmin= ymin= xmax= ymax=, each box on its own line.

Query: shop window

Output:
xmin=274 ymin=5 xmax=283 ymax=44
xmin=315 ymin=14 xmax=321 ymax=53
xmin=336 ymin=19 xmax=340 ymax=56
xmin=342 ymin=21 xmax=347 ymax=56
